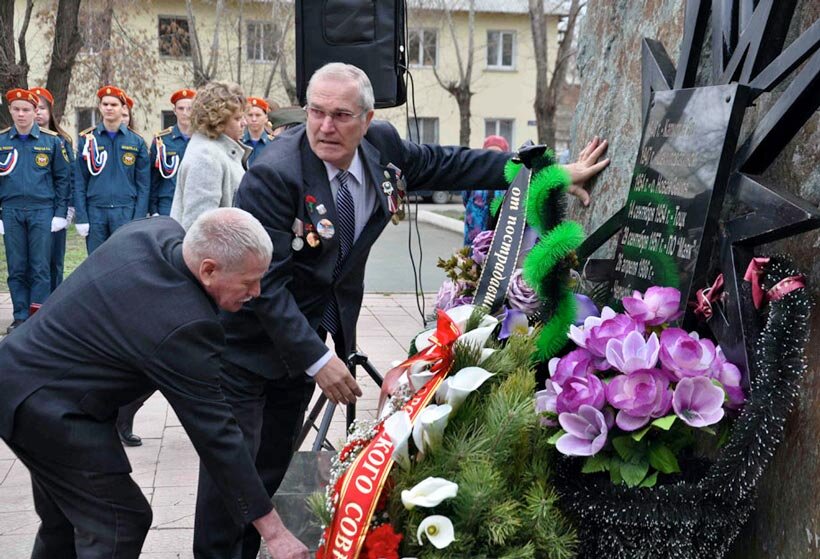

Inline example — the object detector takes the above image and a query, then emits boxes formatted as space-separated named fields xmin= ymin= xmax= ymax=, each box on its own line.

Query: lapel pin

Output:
xmin=383 ymin=170 xmax=390 ymax=179
xmin=317 ymin=218 xmax=335 ymax=239
xmin=305 ymin=194 xmax=317 ymax=213
xmin=291 ymin=218 xmax=304 ymax=237
xmin=316 ymin=203 xmax=327 ymax=215
xmin=291 ymin=236 xmax=305 ymax=251
xmin=381 ymin=181 xmax=394 ymax=195
xmin=306 ymin=232 xmax=320 ymax=248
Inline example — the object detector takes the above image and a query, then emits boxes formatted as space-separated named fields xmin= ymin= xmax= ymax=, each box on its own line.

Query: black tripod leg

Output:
xmin=295 ymin=392 xmax=328 ymax=449
xmin=312 ymin=401 xmax=337 ymax=452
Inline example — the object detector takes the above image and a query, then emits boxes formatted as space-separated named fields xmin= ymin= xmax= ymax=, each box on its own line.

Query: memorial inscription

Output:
xmin=610 ymin=84 xmax=747 ymax=314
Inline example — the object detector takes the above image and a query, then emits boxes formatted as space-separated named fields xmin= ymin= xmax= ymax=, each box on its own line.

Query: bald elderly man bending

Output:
xmin=0 ymin=208 xmax=308 ymax=559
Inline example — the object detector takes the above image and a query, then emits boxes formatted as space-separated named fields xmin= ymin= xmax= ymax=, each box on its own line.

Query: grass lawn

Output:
xmin=437 ymin=210 xmax=465 ymax=221
xmin=0 ymin=228 xmax=88 ymax=292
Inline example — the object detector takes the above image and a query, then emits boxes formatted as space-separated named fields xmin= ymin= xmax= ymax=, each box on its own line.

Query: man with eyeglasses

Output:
xmin=193 ymin=62 xmax=610 ymax=559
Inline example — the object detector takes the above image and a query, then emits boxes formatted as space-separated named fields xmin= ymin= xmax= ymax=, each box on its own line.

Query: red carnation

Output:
xmin=306 ymin=195 xmax=317 ymax=203
xmin=361 ymin=523 xmax=403 ymax=559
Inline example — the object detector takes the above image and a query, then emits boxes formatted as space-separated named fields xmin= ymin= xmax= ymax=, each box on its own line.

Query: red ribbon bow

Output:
xmin=692 ymin=274 xmax=724 ymax=320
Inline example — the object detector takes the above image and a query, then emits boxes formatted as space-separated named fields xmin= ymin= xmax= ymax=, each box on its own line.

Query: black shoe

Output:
xmin=119 ymin=431 xmax=143 ymax=447
xmin=6 ymin=319 xmax=24 ymax=334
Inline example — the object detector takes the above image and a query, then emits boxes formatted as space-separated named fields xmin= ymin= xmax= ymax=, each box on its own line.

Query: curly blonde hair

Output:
xmin=190 ymin=81 xmax=246 ymax=139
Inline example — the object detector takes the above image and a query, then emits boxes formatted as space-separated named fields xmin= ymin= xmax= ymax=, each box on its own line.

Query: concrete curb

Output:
xmin=415 ymin=209 xmax=463 ymax=234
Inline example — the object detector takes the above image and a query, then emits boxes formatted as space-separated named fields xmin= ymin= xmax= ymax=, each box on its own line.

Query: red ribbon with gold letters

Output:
xmin=318 ymin=311 xmax=460 ymax=559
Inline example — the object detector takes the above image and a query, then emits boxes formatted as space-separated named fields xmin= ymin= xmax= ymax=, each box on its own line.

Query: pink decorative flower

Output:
xmin=548 ymin=348 xmax=595 ymax=386
xmin=709 ymin=347 xmax=746 ymax=409
xmin=568 ymin=306 xmax=617 ymax=348
xmin=470 ymin=230 xmax=494 ymax=266
xmin=556 ymin=372 xmax=606 ymax=414
xmin=435 ymin=280 xmax=471 ymax=311
xmin=535 ymin=380 xmax=560 ymax=426
xmin=556 ymin=405 xmax=612 ymax=457
xmin=623 ymin=286 xmax=683 ymax=325
xmin=659 ymin=328 xmax=716 ymax=380
xmin=605 ymin=331 xmax=660 ymax=374
xmin=507 ymin=269 xmax=541 ymax=314
xmin=584 ymin=313 xmax=645 ymax=369
xmin=605 ymin=368 xmax=672 ymax=431
xmin=672 ymin=376 xmax=725 ymax=427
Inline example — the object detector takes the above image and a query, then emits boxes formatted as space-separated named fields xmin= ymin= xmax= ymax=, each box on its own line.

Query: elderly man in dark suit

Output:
xmin=193 ymin=63 xmax=610 ymax=559
xmin=0 ymin=209 xmax=309 ymax=559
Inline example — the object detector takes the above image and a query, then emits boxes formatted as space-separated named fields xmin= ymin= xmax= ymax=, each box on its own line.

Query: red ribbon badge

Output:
xmin=318 ymin=311 xmax=460 ymax=559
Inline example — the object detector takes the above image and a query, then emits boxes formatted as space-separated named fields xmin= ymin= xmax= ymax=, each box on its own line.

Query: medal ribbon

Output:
xmin=82 ymin=133 xmax=107 ymax=176
xmin=319 ymin=311 xmax=460 ymax=559
xmin=0 ymin=148 xmax=18 ymax=176
xmin=155 ymin=137 xmax=180 ymax=179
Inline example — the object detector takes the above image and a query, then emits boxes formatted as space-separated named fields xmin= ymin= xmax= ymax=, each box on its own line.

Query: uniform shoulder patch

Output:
xmin=80 ymin=126 xmax=95 ymax=135
xmin=267 ymin=133 xmax=275 ymax=141
xmin=0 ymin=126 xmax=10 ymax=134
xmin=156 ymin=126 xmax=173 ymax=137
xmin=40 ymin=128 xmax=58 ymax=136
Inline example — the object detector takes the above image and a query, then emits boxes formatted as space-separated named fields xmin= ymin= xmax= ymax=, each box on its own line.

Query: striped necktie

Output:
xmin=320 ymin=170 xmax=356 ymax=335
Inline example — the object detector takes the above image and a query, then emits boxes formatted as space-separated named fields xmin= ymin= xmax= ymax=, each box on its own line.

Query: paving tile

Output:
xmin=151 ymin=486 xmax=198 ymax=507
xmin=140 ymin=527 xmax=194 ymax=553
xmin=0 ymin=442 xmax=16 ymax=460
xmin=0 ymin=487 xmax=35 ymax=513
xmin=0 ymin=460 xmax=14 ymax=485
xmin=0 ymin=511 xmax=40 ymax=536
xmin=150 ymin=504 xmax=196 ymax=529
xmin=0 ymin=535 xmax=31 ymax=559
xmin=153 ymin=468 xmax=200 ymax=488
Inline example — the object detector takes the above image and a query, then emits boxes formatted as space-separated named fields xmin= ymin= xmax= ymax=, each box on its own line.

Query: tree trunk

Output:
xmin=0 ymin=0 xmax=33 ymax=129
xmin=45 ymin=0 xmax=84 ymax=124
xmin=98 ymin=0 xmax=115 ymax=85
xmin=279 ymin=58 xmax=299 ymax=105
xmin=529 ymin=0 xmax=551 ymax=145
xmin=456 ymin=90 xmax=471 ymax=146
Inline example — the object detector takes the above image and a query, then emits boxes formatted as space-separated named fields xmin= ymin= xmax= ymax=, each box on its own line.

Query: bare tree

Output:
xmin=44 ymin=0 xmax=84 ymax=124
xmin=529 ymin=0 xmax=582 ymax=147
xmin=0 ymin=0 xmax=34 ymax=128
xmin=186 ymin=0 xmax=226 ymax=87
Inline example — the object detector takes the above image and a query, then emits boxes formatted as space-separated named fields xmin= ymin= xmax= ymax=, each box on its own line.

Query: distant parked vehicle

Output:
xmin=408 ymin=190 xmax=453 ymax=204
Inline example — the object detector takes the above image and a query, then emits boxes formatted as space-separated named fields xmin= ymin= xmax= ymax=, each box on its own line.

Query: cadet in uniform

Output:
xmin=241 ymin=96 xmax=274 ymax=167
xmin=74 ymin=85 xmax=150 ymax=253
xmin=149 ymin=88 xmax=194 ymax=216
xmin=32 ymin=86 xmax=75 ymax=291
xmin=0 ymin=89 xmax=71 ymax=332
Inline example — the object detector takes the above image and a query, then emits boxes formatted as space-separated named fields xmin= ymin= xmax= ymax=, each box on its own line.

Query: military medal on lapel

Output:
xmin=291 ymin=218 xmax=305 ymax=251
xmin=386 ymin=163 xmax=407 ymax=225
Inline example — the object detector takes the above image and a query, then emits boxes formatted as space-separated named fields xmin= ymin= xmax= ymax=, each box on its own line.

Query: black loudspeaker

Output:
xmin=296 ymin=0 xmax=407 ymax=109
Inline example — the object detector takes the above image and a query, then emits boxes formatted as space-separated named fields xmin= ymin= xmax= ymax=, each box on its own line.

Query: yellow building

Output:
xmin=14 ymin=0 xmax=563 ymax=150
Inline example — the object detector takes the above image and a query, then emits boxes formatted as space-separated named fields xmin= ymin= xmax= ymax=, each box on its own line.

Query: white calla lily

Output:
xmin=414 ymin=328 xmax=436 ymax=352
xmin=434 ymin=378 xmax=451 ymax=404
xmin=408 ymin=360 xmax=436 ymax=392
xmin=411 ymin=404 xmax=452 ymax=455
xmin=479 ymin=348 xmax=497 ymax=364
xmin=383 ymin=411 xmax=412 ymax=469
xmin=456 ymin=324 xmax=496 ymax=349
xmin=445 ymin=304 xmax=499 ymax=332
xmin=445 ymin=366 xmax=494 ymax=412
xmin=401 ymin=476 xmax=458 ymax=510
xmin=417 ymin=515 xmax=455 ymax=549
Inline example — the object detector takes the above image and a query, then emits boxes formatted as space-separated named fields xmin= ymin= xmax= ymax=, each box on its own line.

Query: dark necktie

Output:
xmin=320 ymin=170 xmax=356 ymax=335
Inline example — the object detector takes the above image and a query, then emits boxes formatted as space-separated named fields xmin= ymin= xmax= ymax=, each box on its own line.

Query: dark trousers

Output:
xmin=50 ymin=228 xmax=67 ymax=292
xmin=192 ymin=360 xmax=315 ymax=559
xmin=86 ymin=206 xmax=133 ymax=254
xmin=116 ymin=391 xmax=154 ymax=435
xmin=6 ymin=442 xmax=152 ymax=559
xmin=2 ymin=207 xmax=53 ymax=320
xmin=157 ymin=196 xmax=173 ymax=216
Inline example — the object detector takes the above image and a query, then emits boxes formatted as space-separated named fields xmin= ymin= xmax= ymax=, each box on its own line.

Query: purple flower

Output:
xmin=659 ymin=328 xmax=716 ymax=380
xmin=548 ymin=348 xmax=595 ymax=386
xmin=574 ymin=293 xmax=600 ymax=326
xmin=672 ymin=376 xmax=725 ymax=427
xmin=436 ymin=280 xmax=471 ymax=311
xmin=451 ymin=294 xmax=474 ymax=308
xmin=556 ymin=405 xmax=611 ymax=457
xmin=499 ymin=308 xmax=529 ymax=340
xmin=623 ymin=286 xmax=683 ymax=326
xmin=584 ymin=313 xmax=644 ymax=369
xmin=535 ymin=380 xmax=560 ymax=426
xmin=710 ymin=347 xmax=745 ymax=409
xmin=507 ymin=269 xmax=541 ymax=314
xmin=606 ymin=368 xmax=672 ymax=431
xmin=470 ymin=230 xmax=494 ymax=266
xmin=518 ymin=226 xmax=540 ymax=261
xmin=605 ymin=331 xmax=660 ymax=374
xmin=569 ymin=306 xmax=617 ymax=347
xmin=556 ymin=372 xmax=606 ymax=414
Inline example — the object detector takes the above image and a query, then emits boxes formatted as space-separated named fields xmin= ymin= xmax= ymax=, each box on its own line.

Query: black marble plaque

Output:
xmin=611 ymin=84 xmax=748 ymax=316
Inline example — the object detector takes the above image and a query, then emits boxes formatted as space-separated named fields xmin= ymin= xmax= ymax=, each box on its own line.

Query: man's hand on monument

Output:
xmin=315 ymin=355 xmax=363 ymax=405
xmin=253 ymin=509 xmax=310 ymax=559
xmin=563 ymin=136 xmax=610 ymax=206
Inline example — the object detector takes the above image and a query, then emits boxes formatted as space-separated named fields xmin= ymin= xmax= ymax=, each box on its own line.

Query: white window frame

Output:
xmin=246 ymin=21 xmax=276 ymax=63
xmin=407 ymin=28 xmax=438 ymax=68
xmin=486 ymin=30 xmax=516 ymax=70
xmin=408 ymin=117 xmax=440 ymax=144
xmin=484 ymin=118 xmax=515 ymax=147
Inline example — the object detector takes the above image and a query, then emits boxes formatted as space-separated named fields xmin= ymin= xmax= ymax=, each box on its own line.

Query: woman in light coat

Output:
xmin=171 ymin=81 xmax=250 ymax=230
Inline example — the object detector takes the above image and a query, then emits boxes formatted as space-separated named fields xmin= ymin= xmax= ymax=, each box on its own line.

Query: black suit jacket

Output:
xmin=0 ymin=218 xmax=272 ymax=525
xmin=221 ymin=120 xmax=509 ymax=379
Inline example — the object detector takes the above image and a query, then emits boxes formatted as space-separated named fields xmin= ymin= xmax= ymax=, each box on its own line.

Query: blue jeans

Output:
xmin=157 ymin=197 xmax=173 ymax=216
xmin=2 ymin=207 xmax=53 ymax=320
xmin=86 ymin=206 xmax=134 ymax=254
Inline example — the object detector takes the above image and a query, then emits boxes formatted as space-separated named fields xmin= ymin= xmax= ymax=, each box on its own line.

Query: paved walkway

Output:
xmin=0 ymin=293 xmax=437 ymax=559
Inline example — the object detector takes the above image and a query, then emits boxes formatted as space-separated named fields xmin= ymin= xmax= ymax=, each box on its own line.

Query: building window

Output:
xmin=408 ymin=28 xmax=437 ymax=67
xmin=162 ymin=110 xmax=176 ymax=129
xmin=247 ymin=21 xmax=277 ymax=62
xmin=76 ymin=107 xmax=100 ymax=137
xmin=485 ymin=119 xmax=514 ymax=146
xmin=159 ymin=16 xmax=191 ymax=57
xmin=408 ymin=117 xmax=439 ymax=144
xmin=487 ymin=30 xmax=515 ymax=69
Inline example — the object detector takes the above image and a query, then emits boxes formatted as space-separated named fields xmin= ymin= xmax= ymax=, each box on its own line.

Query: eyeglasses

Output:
xmin=304 ymin=105 xmax=366 ymax=124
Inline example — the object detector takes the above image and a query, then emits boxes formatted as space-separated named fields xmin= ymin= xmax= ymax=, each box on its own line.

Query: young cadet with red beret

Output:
xmin=241 ymin=96 xmax=274 ymax=167
xmin=149 ymin=88 xmax=195 ymax=216
xmin=0 ymin=89 xmax=71 ymax=332
xmin=74 ymin=85 xmax=150 ymax=253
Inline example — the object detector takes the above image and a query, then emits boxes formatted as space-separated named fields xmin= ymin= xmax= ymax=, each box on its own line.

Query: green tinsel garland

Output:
xmin=553 ymin=255 xmax=811 ymax=558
